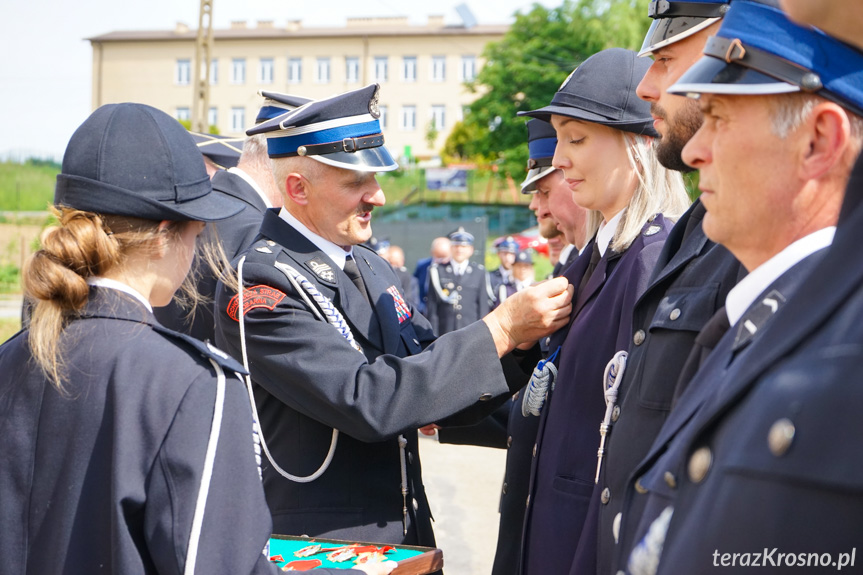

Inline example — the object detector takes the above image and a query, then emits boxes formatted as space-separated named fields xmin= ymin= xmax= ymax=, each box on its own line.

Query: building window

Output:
xmin=316 ymin=58 xmax=331 ymax=83
xmin=345 ymin=57 xmax=360 ymax=83
xmin=431 ymin=56 xmax=446 ymax=82
xmin=259 ymin=58 xmax=274 ymax=84
xmin=401 ymin=105 xmax=416 ymax=131
xmin=374 ymin=57 xmax=388 ymax=82
xmin=288 ymin=57 xmax=302 ymax=84
xmin=379 ymin=105 xmax=388 ymax=129
xmin=175 ymin=59 xmax=191 ymax=85
xmin=231 ymin=107 xmax=245 ymax=132
xmin=209 ymin=59 xmax=218 ymax=85
xmin=431 ymin=105 xmax=446 ymax=130
xmin=460 ymin=55 xmax=476 ymax=81
xmin=208 ymin=107 xmax=218 ymax=127
xmin=231 ymin=58 xmax=246 ymax=84
xmin=176 ymin=107 xmax=190 ymax=121
xmin=402 ymin=56 xmax=417 ymax=82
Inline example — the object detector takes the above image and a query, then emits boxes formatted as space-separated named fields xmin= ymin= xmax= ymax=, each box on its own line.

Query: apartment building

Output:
xmin=88 ymin=16 xmax=506 ymax=159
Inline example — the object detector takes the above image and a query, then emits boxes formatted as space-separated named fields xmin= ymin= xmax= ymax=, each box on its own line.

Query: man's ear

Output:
xmin=283 ymin=173 xmax=310 ymax=206
xmin=801 ymin=102 xmax=851 ymax=181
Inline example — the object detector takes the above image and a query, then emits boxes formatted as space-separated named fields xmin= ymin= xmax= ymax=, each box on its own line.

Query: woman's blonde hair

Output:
xmin=583 ymin=133 xmax=691 ymax=253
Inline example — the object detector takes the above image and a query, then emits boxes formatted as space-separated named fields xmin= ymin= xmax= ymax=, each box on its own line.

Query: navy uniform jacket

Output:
xmin=489 ymin=267 xmax=513 ymax=309
xmin=594 ymin=200 xmax=744 ymax=575
xmin=521 ymin=216 xmax=672 ymax=575
xmin=619 ymin=249 xmax=827 ymax=575
xmin=426 ymin=260 xmax=490 ymax=334
xmin=213 ymin=209 xmax=528 ymax=547
xmin=155 ymin=169 xmax=268 ymax=341
xmin=0 ymin=288 xmax=288 ymax=575
xmin=621 ymin=161 xmax=863 ymax=575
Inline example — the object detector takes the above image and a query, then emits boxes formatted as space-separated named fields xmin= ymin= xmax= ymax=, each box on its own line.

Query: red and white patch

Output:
xmin=227 ymin=285 xmax=286 ymax=321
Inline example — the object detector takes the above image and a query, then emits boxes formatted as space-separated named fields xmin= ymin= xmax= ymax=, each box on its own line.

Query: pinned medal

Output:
xmin=522 ymin=347 xmax=560 ymax=417
xmin=387 ymin=285 xmax=412 ymax=324
xmin=644 ymin=224 xmax=662 ymax=236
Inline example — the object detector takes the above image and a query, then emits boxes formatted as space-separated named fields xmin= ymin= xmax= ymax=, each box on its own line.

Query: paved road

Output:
xmin=0 ymin=296 xmax=22 ymax=320
xmin=420 ymin=434 xmax=507 ymax=574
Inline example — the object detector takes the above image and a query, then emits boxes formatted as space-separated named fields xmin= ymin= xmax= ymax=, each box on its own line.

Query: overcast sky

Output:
xmin=0 ymin=0 xmax=553 ymax=162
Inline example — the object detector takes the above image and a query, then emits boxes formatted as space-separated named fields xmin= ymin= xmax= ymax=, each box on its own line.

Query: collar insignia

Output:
xmin=305 ymin=257 xmax=337 ymax=284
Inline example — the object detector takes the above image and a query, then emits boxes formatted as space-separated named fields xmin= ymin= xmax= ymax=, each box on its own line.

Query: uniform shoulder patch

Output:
xmin=226 ymin=285 xmax=287 ymax=321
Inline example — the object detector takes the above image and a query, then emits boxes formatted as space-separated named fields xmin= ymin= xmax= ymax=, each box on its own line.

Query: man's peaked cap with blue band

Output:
xmin=56 ymin=103 xmax=243 ymax=222
xmin=248 ymin=83 xmax=397 ymax=173
xmin=639 ymin=0 xmax=731 ymax=56
xmin=521 ymin=119 xmax=560 ymax=194
xmin=448 ymin=227 xmax=474 ymax=246
xmin=495 ymin=236 xmax=519 ymax=253
xmin=669 ymin=0 xmax=863 ymax=118
xmin=255 ymin=91 xmax=312 ymax=124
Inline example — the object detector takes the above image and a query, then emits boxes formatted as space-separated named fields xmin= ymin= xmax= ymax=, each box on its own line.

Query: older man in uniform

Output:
xmin=426 ymin=228 xmax=490 ymax=335
xmin=617 ymin=3 xmax=863 ymax=573
xmin=213 ymin=84 xmax=573 ymax=548
xmin=589 ymin=2 xmax=746 ymax=573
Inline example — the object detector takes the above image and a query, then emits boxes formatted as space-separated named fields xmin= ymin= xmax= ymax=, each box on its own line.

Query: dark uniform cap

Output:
xmin=495 ymin=236 xmax=519 ymax=253
xmin=515 ymin=249 xmax=534 ymax=265
xmin=521 ymin=119 xmax=560 ymax=194
xmin=189 ymin=131 xmax=243 ymax=169
xmin=639 ymin=0 xmax=731 ymax=56
xmin=668 ymin=0 xmax=863 ymax=118
xmin=255 ymin=90 xmax=313 ymax=124
xmin=55 ymin=103 xmax=243 ymax=222
xmin=448 ymin=227 xmax=475 ymax=246
xmin=247 ymin=83 xmax=397 ymax=173
xmin=518 ymin=48 xmax=659 ymax=137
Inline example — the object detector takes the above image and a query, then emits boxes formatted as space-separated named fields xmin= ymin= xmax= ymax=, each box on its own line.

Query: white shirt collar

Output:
xmin=451 ymin=259 xmax=469 ymax=275
xmin=278 ymin=208 xmax=352 ymax=270
xmin=558 ymin=243 xmax=576 ymax=264
xmin=725 ymin=226 xmax=835 ymax=326
xmin=596 ymin=209 xmax=625 ymax=257
xmin=227 ymin=167 xmax=273 ymax=209
xmin=87 ymin=277 xmax=153 ymax=312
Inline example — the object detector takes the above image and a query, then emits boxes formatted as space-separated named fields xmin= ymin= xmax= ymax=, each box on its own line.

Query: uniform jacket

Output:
xmin=594 ymin=200 xmax=744 ymax=575
xmin=489 ymin=267 xmax=514 ymax=309
xmin=619 ymin=249 xmax=828 ymax=575
xmin=521 ymin=215 xmax=672 ymax=575
xmin=213 ymin=209 xmax=527 ymax=547
xmin=155 ymin=169 xmax=268 ymax=341
xmin=426 ymin=260 xmax=490 ymax=334
xmin=0 ymin=288 xmax=284 ymax=575
xmin=393 ymin=265 xmax=421 ymax=311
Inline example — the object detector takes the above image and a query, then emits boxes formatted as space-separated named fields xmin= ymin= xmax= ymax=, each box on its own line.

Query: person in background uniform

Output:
xmin=413 ymin=236 xmax=450 ymax=316
xmin=510 ymin=249 xmax=536 ymax=294
xmin=426 ymin=227 xmax=491 ymax=335
xmin=592 ymin=2 xmax=746 ymax=573
xmin=155 ymin=91 xmax=310 ymax=341
xmin=489 ymin=236 xmax=518 ymax=308
xmin=212 ymin=84 xmax=573 ymax=548
xmin=618 ymin=4 xmax=863 ymax=573
xmin=385 ymin=244 xmax=420 ymax=310
xmin=0 ymin=103 xmax=389 ymax=575
xmin=516 ymin=48 xmax=691 ymax=575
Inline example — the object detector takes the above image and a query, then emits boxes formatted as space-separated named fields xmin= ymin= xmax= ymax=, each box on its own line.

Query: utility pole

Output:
xmin=191 ymin=0 xmax=214 ymax=133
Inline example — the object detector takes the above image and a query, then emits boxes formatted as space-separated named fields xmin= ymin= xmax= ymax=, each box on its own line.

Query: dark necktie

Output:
xmin=577 ymin=241 xmax=602 ymax=298
xmin=344 ymin=255 xmax=370 ymax=305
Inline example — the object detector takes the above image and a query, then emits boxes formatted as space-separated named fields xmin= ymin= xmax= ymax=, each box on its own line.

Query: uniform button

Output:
xmin=611 ymin=405 xmax=621 ymax=423
xmin=633 ymin=330 xmax=646 ymax=346
xmin=457 ymin=286 xmax=463 ymax=291
xmin=613 ymin=513 xmax=622 ymax=544
xmin=502 ymin=482 xmax=508 ymax=495
xmin=408 ymin=452 xmax=414 ymax=464
xmin=507 ymin=436 xmax=513 ymax=448
xmin=545 ymin=336 xmax=551 ymax=347
xmin=669 ymin=308 xmax=681 ymax=321
xmin=663 ymin=471 xmax=677 ymax=489
xmin=768 ymin=418 xmax=795 ymax=456
xmin=456 ymin=314 xmax=462 ymax=319
xmin=413 ymin=338 xmax=420 ymax=346
xmin=688 ymin=447 xmax=713 ymax=483
xmin=634 ymin=478 xmax=648 ymax=494
xmin=600 ymin=487 xmax=611 ymax=504
xmin=412 ymin=498 xmax=419 ymax=510
xmin=479 ymin=393 xmax=493 ymax=401
xmin=525 ymin=494 xmax=530 ymax=507
xmin=532 ymin=443 xmax=537 ymax=457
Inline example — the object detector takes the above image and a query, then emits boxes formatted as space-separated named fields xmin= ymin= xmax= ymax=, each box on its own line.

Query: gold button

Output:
xmin=507 ymin=436 xmax=513 ymax=448
xmin=601 ymin=487 xmax=611 ymax=504
xmin=663 ymin=471 xmax=677 ymax=489
xmin=611 ymin=405 xmax=621 ymax=423
xmin=688 ymin=447 xmax=713 ymax=483
xmin=634 ymin=478 xmax=648 ymax=494
xmin=633 ymin=330 xmax=646 ymax=346
xmin=768 ymin=418 xmax=795 ymax=456
xmin=670 ymin=308 xmax=681 ymax=321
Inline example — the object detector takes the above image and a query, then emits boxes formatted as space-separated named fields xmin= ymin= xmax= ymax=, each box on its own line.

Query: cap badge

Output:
xmin=369 ymin=86 xmax=381 ymax=119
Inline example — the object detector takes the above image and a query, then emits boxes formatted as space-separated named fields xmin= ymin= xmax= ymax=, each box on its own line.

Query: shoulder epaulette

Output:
xmin=151 ymin=324 xmax=248 ymax=375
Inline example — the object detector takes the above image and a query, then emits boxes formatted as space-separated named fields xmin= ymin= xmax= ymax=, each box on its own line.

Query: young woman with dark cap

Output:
xmin=0 ymin=103 xmax=393 ymax=575
xmin=516 ymin=48 xmax=690 ymax=574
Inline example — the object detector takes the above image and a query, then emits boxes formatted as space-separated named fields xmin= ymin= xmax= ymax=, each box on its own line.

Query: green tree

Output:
xmin=445 ymin=0 xmax=650 ymax=176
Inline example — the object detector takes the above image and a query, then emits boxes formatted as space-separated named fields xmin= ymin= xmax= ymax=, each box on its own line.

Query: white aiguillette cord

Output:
xmin=237 ymin=256 xmax=412 ymax=534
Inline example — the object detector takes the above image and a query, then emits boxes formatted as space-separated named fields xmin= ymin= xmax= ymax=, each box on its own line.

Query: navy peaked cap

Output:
xmin=255 ymin=90 xmax=312 ymax=124
xmin=55 ymin=103 xmax=243 ymax=222
xmin=189 ymin=131 xmax=243 ymax=169
xmin=495 ymin=236 xmax=519 ymax=253
xmin=639 ymin=0 xmax=731 ymax=56
xmin=448 ymin=227 xmax=474 ymax=245
xmin=515 ymin=250 xmax=534 ymax=265
xmin=521 ymin=119 xmax=559 ymax=194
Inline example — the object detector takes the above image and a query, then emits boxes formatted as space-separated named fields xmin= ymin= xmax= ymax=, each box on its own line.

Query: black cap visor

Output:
xmin=309 ymin=145 xmax=399 ymax=173
xmin=639 ymin=16 xmax=720 ymax=56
